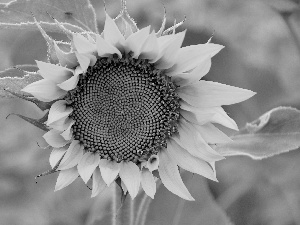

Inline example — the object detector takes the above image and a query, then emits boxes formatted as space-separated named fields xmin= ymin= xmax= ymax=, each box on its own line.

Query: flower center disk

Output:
xmin=66 ymin=55 xmax=180 ymax=163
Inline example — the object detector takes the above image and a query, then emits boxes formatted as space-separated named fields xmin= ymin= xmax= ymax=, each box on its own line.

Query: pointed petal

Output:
xmin=193 ymin=123 xmax=232 ymax=144
xmin=47 ymin=100 xmax=72 ymax=125
xmin=58 ymin=140 xmax=84 ymax=170
xmin=54 ymin=42 xmax=78 ymax=68
xmin=103 ymin=13 xmax=125 ymax=49
xmin=180 ymin=101 xmax=238 ymax=130
xmin=121 ymin=181 xmax=128 ymax=194
xmin=167 ymin=139 xmax=217 ymax=181
xmin=146 ymin=155 xmax=159 ymax=172
xmin=91 ymin=167 xmax=107 ymax=197
xmin=36 ymin=60 xmax=73 ymax=83
xmin=73 ymin=33 xmax=96 ymax=54
xmin=172 ymin=58 xmax=211 ymax=86
xmin=158 ymin=150 xmax=194 ymax=201
xmin=151 ymin=34 xmax=176 ymax=63
xmin=77 ymin=152 xmax=100 ymax=183
xmin=125 ymin=26 xmax=150 ymax=58
xmin=55 ymin=167 xmax=79 ymax=191
xmin=96 ymin=34 xmax=122 ymax=58
xmin=57 ymin=74 xmax=79 ymax=91
xmin=61 ymin=120 xmax=75 ymax=140
xmin=75 ymin=52 xmax=90 ymax=72
xmin=178 ymin=80 xmax=256 ymax=107
xmin=43 ymin=129 xmax=68 ymax=148
xmin=21 ymin=79 xmax=67 ymax=102
xmin=99 ymin=159 xmax=120 ymax=186
xmin=155 ymin=30 xmax=186 ymax=69
xmin=49 ymin=148 xmax=67 ymax=168
xmin=139 ymin=31 xmax=159 ymax=60
xmin=141 ymin=169 xmax=156 ymax=199
xmin=119 ymin=161 xmax=141 ymax=199
xmin=173 ymin=119 xmax=224 ymax=162
xmin=167 ymin=43 xmax=224 ymax=75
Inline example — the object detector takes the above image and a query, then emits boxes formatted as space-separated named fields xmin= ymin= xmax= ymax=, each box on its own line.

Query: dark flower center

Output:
xmin=65 ymin=54 xmax=180 ymax=163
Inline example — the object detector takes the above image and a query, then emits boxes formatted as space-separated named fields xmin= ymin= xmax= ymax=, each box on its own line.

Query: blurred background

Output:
xmin=0 ymin=0 xmax=300 ymax=224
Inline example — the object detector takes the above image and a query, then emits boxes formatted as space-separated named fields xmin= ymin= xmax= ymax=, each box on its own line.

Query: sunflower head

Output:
xmin=20 ymin=1 xmax=255 ymax=200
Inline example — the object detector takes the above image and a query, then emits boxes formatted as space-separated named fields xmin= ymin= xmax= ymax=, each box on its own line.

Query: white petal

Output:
xmin=61 ymin=120 xmax=75 ymax=140
xmin=75 ymin=52 xmax=90 ymax=72
xmin=155 ymin=30 xmax=186 ymax=69
xmin=91 ymin=167 xmax=107 ymax=197
xmin=103 ymin=13 xmax=125 ymax=49
xmin=180 ymin=101 xmax=238 ymax=130
xmin=139 ymin=31 xmax=159 ymax=60
xmin=146 ymin=155 xmax=159 ymax=172
xmin=151 ymin=34 xmax=176 ymax=63
xmin=158 ymin=149 xmax=194 ymax=201
xmin=125 ymin=26 xmax=150 ymax=58
xmin=193 ymin=123 xmax=232 ymax=144
xmin=54 ymin=42 xmax=78 ymax=68
xmin=49 ymin=147 xmax=67 ymax=168
xmin=47 ymin=100 xmax=72 ymax=125
xmin=58 ymin=140 xmax=84 ymax=170
xmin=48 ymin=117 xmax=69 ymax=131
xmin=21 ymin=79 xmax=67 ymax=102
xmin=141 ymin=169 xmax=156 ymax=199
xmin=99 ymin=159 xmax=120 ymax=186
xmin=43 ymin=129 xmax=68 ymax=148
xmin=172 ymin=58 xmax=211 ymax=86
xmin=167 ymin=139 xmax=217 ymax=181
xmin=55 ymin=167 xmax=79 ymax=191
xmin=173 ymin=119 xmax=224 ymax=162
xmin=73 ymin=33 xmax=96 ymax=54
xmin=57 ymin=74 xmax=79 ymax=91
xmin=77 ymin=152 xmax=100 ymax=183
xmin=96 ymin=34 xmax=122 ymax=58
xmin=167 ymin=43 xmax=224 ymax=75
xmin=36 ymin=60 xmax=73 ymax=83
xmin=121 ymin=181 xmax=128 ymax=194
xmin=178 ymin=80 xmax=256 ymax=107
xmin=119 ymin=161 xmax=141 ymax=199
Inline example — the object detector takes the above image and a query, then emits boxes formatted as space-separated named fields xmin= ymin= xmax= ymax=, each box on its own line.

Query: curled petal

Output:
xmin=146 ymin=155 xmax=159 ymax=172
xmin=54 ymin=42 xmax=78 ymax=68
xmin=21 ymin=79 xmax=67 ymax=102
xmin=178 ymin=80 xmax=256 ymax=107
xmin=49 ymin=147 xmax=67 ymax=168
xmin=167 ymin=43 xmax=224 ymax=75
xmin=91 ymin=167 xmax=107 ymax=198
xmin=43 ymin=129 xmax=68 ymax=148
xmin=141 ymin=169 xmax=156 ymax=199
xmin=77 ymin=152 xmax=100 ymax=183
xmin=58 ymin=140 xmax=84 ymax=170
xmin=99 ymin=159 xmax=120 ymax=186
xmin=55 ymin=167 xmax=79 ymax=191
xmin=104 ymin=13 xmax=125 ymax=49
xmin=47 ymin=100 xmax=72 ymax=125
xmin=167 ymin=139 xmax=217 ymax=181
xmin=125 ymin=26 xmax=150 ymax=58
xmin=57 ymin=74 xmax=79 ymax=91
xmin=193 ymin=123 xmax=232 ymax=144
xmin=139 ymin=31 xmax=159 ymax=60
xmin=119 ymin=161 xmax=141 ymax=199
xmin=48 ymin=117 xmax=70 ymax=131
xmin=158 ymin=149 xmax=194 ymax=201
xmin=172 ymin=58 xmax=211 ymax=86
xmin=36 ymin=60 xmax=73 ymax=83
xmin=73 ymin=33 xmax=96 ymax=54
xmin=173 ymin=119 xmax=224 ymax=162
xmin=96 ymin=35 xmax=122 ymax=58
xmin=155 ymin=30 xmax=186 ymax=70
xmin=61 ymin=120 xmax=75 ymax=140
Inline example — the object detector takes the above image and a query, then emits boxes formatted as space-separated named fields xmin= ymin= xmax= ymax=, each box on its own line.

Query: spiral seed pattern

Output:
xmin=66 ymin=55 xmax=180 ymax=162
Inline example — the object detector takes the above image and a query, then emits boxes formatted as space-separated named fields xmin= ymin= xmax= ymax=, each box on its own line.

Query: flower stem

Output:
xmin=129 ymin=198 xmax=135 ymax=225
xmin=112 ymin=184 xmax=119 ymax=225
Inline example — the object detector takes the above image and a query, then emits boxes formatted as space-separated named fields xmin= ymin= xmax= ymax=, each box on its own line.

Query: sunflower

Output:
xmin=21 ymin=4 xmax=254 ymax=201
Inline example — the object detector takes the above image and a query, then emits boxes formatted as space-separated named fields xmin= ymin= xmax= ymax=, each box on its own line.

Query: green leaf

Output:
xmin=0 ymin=65 xmax=42 ymax=98
xmin=0 ymin=0 xmax=98 ymax=33
xmin=216 ymin=107 xmax=300 ymax=159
